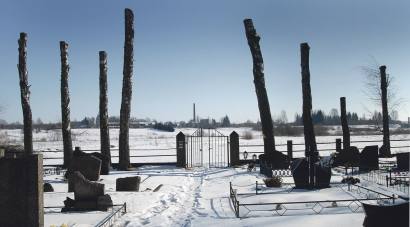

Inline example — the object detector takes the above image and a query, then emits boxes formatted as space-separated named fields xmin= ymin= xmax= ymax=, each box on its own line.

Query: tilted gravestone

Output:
xmin=116 ymin=176 xmax=141 ymax=191
xmin=70 ymin=171 xmax=104 ymax=201
xmin=63 ymin=171 xmax=112 ymax=212
xmin=359 ymin=146 xmax=379 ymax=171
xmin=90 ymin=152 xmax=110 ymax=175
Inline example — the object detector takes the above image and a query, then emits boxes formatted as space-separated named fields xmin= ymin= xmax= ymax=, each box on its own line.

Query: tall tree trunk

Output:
xmin=99 ymin=51 xmax=111 ymax=165
xmin=60 ymin=41 xmax=73 ymax=168
xmin=380 ymin=65 xmax=391 ymax=157
xmin=119 ymin=8 xmax=134 ymax=170
xmin=300 ymin=43 xmax=317 ymax=156
xmin=17 ymin=32 xmax=33 ymax=155
xmin=340 ymin=97 xmax=350 ymax=150
xmin=243 ymin=19 xmax=275 ymax=154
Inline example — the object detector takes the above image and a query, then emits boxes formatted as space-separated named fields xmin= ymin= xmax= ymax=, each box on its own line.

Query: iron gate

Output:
xmin=186 ymin=128 xmax=230 ymax=168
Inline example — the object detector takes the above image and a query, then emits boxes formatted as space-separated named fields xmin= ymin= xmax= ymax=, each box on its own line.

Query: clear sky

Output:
xmin=0 ymin=0 xmax=409 ymax=123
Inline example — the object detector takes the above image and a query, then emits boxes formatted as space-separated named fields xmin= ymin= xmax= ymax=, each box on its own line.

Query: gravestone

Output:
xmin=116 ymin=176 xmax=141 ymax=191
xmin=396 ymin=152 xmax=409 ymax=171
xmin=62 ymin=171 xmax=111 ymax=212
xmin=362 ymin=202 xmax=409 ymax=227
xmin=333 ymin=146 xmax=360 ymax=167
xmin=0 ymin=154 xmax=43 ymax=227
xmin=314 ymin=164 xmax=331 ymax=188
xmin=68 ymin=148 xmax=102 ymax=182
xmin=70 ymin=171 xmax=104 ymax=201
xmin=259 ymin=152 xmax=289 ymax=177
xmin=90 ymin=152 xmax=110 ymax=175
xmin=359 ymin=146 xmax=379 ymax=171
xmin=291 ymin=158 xmax=309 ymax=189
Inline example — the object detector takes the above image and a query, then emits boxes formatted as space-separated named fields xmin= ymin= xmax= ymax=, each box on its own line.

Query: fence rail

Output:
xmin=95 ymin=203 xmax=127 ymax=227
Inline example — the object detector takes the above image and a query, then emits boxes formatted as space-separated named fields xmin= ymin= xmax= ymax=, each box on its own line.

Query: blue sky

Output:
xmin=0 ymin=0 xmax=409 ymax=123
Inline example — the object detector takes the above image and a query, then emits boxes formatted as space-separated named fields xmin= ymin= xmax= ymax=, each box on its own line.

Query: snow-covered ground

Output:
xmin=44 ymin=165 xmax=408 ymax=227
xmin=2 ymin=127 xmax=408 ymax=226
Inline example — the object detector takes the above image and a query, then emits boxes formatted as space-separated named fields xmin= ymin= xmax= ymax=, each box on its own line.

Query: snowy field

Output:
xmin=43 ymin=165 xmax=408 ymax=227
xmin=1 ymin=127 xmax=409 ymax=166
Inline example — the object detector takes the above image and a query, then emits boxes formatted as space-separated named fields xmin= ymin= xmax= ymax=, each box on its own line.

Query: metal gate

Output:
xmin=186 ymin=128 xmax=230 ymax=168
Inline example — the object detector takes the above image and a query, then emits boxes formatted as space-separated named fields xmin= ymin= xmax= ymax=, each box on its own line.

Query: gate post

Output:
xmin=287 ymin=140 xmax=293 ymax=163
xmin=230 ymin=131 xmax=240 ymax=166
xmin=176 ymin=132 xmax=186 ymax=168
xmin=336 ymin=138 xmax=342 ymax=152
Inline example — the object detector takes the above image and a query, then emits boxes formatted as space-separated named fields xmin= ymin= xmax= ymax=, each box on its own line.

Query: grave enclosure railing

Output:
xmin=345 ymin=168 xmax=410 ymax=195
xmin=229 ymin=182 xmax=395 ymax=218
xmin=239 ymin=138 xmax=410 ymax=160
xmin=43 ymin=203 xmax=127 ymax=227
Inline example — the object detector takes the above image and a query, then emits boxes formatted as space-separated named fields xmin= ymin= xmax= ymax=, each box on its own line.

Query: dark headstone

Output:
xmin=314 ymin=164 xmax=331 ymax=188
xmin=0 ymin=154 xmax=43 ymax=227
xmin=90 ymin=152 xmax=110 ymax=175
xmin=97 ymin=194 xmax=113 ymax=211
xmin=291 ymin=158 xmax=310 ymax=189
xmin=259 ymin=152 xmax=289 ymax=177
xmin=362 ymin=202 xmax=409 ymax=227
xmin=68 ymin=151 xmax=102 ymax=181
xmin=116 ymin=176 xmax=141 ymax=191
xmin=333 ymin=146 xmax=360 ymax=167
xmin=396 ymin=153 xmax=409 ymax=171
xmin=360 ymin=146 xmax=379 ymax=171
xmin=69 ymin=171 xmax=104 ymax=201
xmin=43 ymin=183 xmax=54 ymax=192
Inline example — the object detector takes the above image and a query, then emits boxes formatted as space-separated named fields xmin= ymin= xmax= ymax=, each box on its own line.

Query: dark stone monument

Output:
xmin=359 ymin=146 xmax=379 ymax=171
xmin=68 ymin=147 xmax=102 ymax=182
xmin=290 ymin=158 xmax=310 ymax=188
xmin=0 ymin=154 xmax=43 ymax=227
xmin=90 ymin=152 xmax=110 ymax=175
xmin=362 ymin=202 xmax=409 ymax=227
xmin=333 ymin=146 xmax=360 ymax=167
xmin=314 ymin=164 xmax=331 ymax=188
xmin=70 ymin=171 xmax=104 ymax=201
xmin=116 ymin=176 xmax=141 ymax=191
xmin=396 ymin=152 xmax=409 ymax=171
xmin=259 ymin=152 xmax=289 ymax=177
xmin=176 ymin=132 xmax=186 ymax=168
xmin=43 ymin=183 xmax=54 ymax=192
xmin=62 ymin=171 xmax=112 ymax=212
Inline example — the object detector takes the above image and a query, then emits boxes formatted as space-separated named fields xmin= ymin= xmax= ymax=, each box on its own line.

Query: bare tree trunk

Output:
xmin=60 ymin=41 xmax=73 ymax=168
xmin=380 ymin=65 xmax=391 ymax=157
xmin=243 ymin=19 xmax=275 ymax=154
xmin=340 ymin=97 xmax=350 ymax=150
xmin=17 ymin=32 xmax=33 ymax=155
xmin=119 ymin=8 xmax=134 ymax=170
xmin=300 ymin=43 xmax=317 ymax=156
xmin=99 ymin=51 xmax=111 ymax=165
